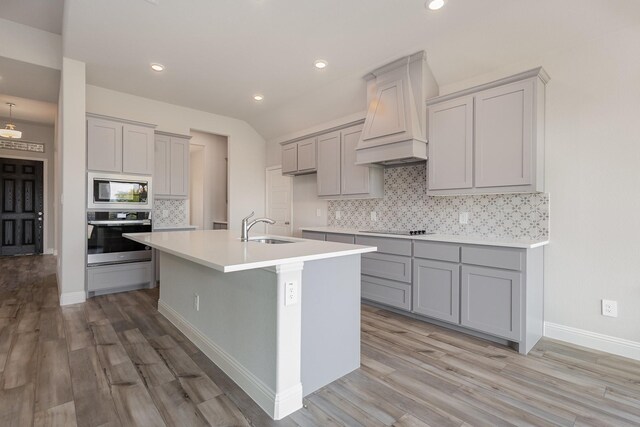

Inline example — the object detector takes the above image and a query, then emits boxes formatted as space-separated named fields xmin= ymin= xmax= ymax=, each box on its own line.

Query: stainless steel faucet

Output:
xmin=241 ymin=211 xmax=275 ymax=241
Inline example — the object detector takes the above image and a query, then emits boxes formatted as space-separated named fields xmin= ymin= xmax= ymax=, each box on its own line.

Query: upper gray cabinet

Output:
xmin=427 ymin=67 xmax=548 ymax=195
xmin=282 ymin=137 xmax=317 ymax=176
xmin=154 ymin=132 xmax=190 ymax=198
xmin=317 ymin=124 xmax=383 ymax=199
xmin=427 ymin=96 xmax=473 ymax=191
xmin=87 ymin=115 xmax=155 ymax=175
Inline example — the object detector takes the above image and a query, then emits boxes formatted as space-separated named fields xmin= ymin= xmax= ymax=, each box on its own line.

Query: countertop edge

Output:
xmin=300 ymin=227 xmax=549 ymax=249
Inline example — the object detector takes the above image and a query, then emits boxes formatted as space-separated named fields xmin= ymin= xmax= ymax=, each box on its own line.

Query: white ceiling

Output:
xmin=55 ymin=0 xmax=640 ymax=139
xmin=0 ymin=0 xmax=64 ymax=34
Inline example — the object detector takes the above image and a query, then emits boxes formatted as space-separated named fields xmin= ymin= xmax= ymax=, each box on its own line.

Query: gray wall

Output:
xmin=0 ymin=118 xmax=55 ymax=253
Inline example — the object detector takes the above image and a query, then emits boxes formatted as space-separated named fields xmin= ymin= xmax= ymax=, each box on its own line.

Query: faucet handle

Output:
xmin=242 ymin=211 xmax=255 ymax=222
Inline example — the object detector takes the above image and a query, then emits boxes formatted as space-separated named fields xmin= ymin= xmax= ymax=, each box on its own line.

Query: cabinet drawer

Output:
xmin=414 ymin=241 xmax=460 ymax=262
xmin=302 ymin=231 xmax=325 ymax=241
xmin=326 ymin=233 xmax=355 ymax=244
xmin=361 ymin=275 xmax=412 ymax=311
xmin=355 ymin=235 xmax=411 ymax=256
xmin=462 ymin=246 xmax=524 ymax=271
xmin=362 ymin=252 xmax=412 ymax=283
xmin=87 ymin=262 xmax=152 ymax=292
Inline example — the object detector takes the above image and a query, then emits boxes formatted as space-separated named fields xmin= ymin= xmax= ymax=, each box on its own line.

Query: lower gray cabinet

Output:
xmin=413 ymin=259 xmax=460 ymax=324
xmin=87 ymin=261 xmax=152 ymax=295
xmin=461 ymin=265 xmax=522 ymax=341
xmin=361 ymin=275 xmax=412 ymax=311
xmin=326 ymin=233 xmax=355 ymax=244
xmin=302 ymin=231 xmax=326 ymax=241
xmin=361 ymin=252 xmax=412 ymax=283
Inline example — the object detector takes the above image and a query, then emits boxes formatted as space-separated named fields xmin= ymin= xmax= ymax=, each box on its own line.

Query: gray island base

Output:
xmin=124 ymin=230 xmax=375 ymax=420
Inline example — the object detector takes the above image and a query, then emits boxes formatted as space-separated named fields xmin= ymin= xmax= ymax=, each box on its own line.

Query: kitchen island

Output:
xmin=124 ymin=230 xmax=376 ymax=420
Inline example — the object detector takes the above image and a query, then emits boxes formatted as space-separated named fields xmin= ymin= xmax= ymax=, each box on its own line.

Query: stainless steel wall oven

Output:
xmin=87 ymin=211 xmax=152 ymax=266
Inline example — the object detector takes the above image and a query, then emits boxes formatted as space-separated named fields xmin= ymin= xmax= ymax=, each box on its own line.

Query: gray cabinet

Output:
xmin=301 ymin=231 xmax=326 ymax=241
xmin=317 ymin=131 xmax=342 ymax=196
xmin=362 ymin=275 xmax=412 ymax=311
xmin=427 ymin=67 xmax=548 ymax=195
xmin=122 ymin=124 xmax=155 ymax=175
xmin=154 ymin=132 xmax=190 ymax=198
xmin=317 ymin=124 xmax=383 ymax=199
xmin=461 ymin=265 xmax=522 ymax=341
xmin=326 ymin=233 xmax=355 ymax=244
xmin=341 ymin=125 xmax=371 ymax=195
xmin=87 ymin=117 xmax=123 ymax=172
xmin=281 ymin=137 xmax=317 ymax=175
xmin=362 ymin=252 xmax=412 ymax=283
xmin=87 ymin=261 xmax=152 ymax=295
xmin=87 ymin=115 xmax=155 ymax=174
xmin=413 ymin=259 xmax=460 ymax=324
xmin=475 ymin=80 xmax=533 ymax=189
xmin=427 ymin=96 xmax=473 ymax=191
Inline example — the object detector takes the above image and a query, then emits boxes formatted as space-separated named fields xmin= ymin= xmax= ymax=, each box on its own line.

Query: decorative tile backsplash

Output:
xmin=328 ymin=163 xmax=549 ymax=240
xmin=153 ymin=199 xmax=189 ymax=228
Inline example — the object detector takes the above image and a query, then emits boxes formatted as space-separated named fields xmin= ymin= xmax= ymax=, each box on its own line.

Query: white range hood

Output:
xmin=355 ymin=51 xmax=439 ymax=166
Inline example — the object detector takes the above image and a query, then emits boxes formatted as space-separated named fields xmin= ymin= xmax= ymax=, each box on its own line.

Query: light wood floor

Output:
xmin=1 ymin=255 xmax=639 ymax=426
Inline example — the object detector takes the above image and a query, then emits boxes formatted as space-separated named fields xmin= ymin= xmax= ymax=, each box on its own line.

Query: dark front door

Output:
xmin=0 ymin=158 xmax=44 ymax=255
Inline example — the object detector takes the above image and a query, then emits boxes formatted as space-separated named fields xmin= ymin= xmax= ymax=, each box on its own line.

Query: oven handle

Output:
xmin=88 ymin=220 xmax=151 ymax=226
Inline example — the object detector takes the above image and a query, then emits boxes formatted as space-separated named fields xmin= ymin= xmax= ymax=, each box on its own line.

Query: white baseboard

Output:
xmin=44 ymin=248 xmax=54 ymax=255
xmin=59 ymin=291 xmax=86 ymax=306
xmin=158 ymin=300 xmax=302 ymax=420
xmin=544 ymin=322 xmax=640 ymax=361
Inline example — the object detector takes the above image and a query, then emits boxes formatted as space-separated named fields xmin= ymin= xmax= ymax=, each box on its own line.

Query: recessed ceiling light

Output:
xmin=427 ymin=0 xmax=445 ymax=10
xmin=150 ymin=63 xmax=165 ymax=72
xmin=253 ymin=94 xmax=264 ymax=101
xmin=314 ymin=59 xmax=328 ymax=69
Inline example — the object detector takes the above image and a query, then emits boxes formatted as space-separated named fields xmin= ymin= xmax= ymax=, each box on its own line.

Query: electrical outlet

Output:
xmin=316 ymin=208 xmax=322 ymax=217
xmin=285 ymin=282 xmax=297 ymax=306
xmin=459 ymin=212 xmax=469 ymax=225
xmin=162 ymin=209 xmax=169 ymax=218
xmin=602 ymin=299 xmax=617 ymax=317
xmin=335 ymin=210 xmax=341 ymax=220
xmin=371 ymin=211 xmax=377 ymax=221
xmin=194 ymin=294 xmax=200 ymax=311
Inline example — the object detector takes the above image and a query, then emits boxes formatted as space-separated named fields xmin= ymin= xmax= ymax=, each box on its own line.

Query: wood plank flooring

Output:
xmin=0 ymin=255 xmax=639 ymax=426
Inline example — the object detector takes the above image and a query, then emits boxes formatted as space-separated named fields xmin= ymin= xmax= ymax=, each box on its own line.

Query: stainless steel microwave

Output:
xmin=87 ymin=172 xmax=153 ymax=210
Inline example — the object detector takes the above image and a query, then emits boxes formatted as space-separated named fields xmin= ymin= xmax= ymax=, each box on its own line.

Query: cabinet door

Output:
xmin=413 ymin=259 xmax=460 ymax=324
xmin=154 ymin=134 xmax=171 ymax=195
xmin=281 ymin=143 xmax=298 ymax=174
xmin=427 ymin=96 xmax=473 ymax=190
xmin=361 ymin=275 xmax=412 ymax=311
xmin=297 ymin=137 xmax=316 ymax=172
xmin=317 ymin=131 xmax=341 ymax=196
xmin=87 ymin=118 xmax=123 ymax=172
xmin=122 ymin=124 xmax=154 ymax=175
xmin=461 ymin=265 xmax=522 ymax=340
xmin=475 ymin=80 xmax=533 ymax=188
xmin=341 ymin=124 xmax=370 ymax=195
xmin=170 ymin=137 xmax=190 ymax=197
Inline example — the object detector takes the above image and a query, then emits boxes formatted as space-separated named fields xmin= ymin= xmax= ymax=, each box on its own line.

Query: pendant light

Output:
xmin=0 ymin=103 xmax=22 ymax=139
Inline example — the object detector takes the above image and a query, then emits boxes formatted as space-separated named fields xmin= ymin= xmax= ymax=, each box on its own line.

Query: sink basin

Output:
xmin=248 ymin=238 xmax=295 ymax=244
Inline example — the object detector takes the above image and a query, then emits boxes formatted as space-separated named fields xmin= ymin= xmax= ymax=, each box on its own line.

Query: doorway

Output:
xmin=189 ymin=144 xmax=205 ymax=229
xmin=0 ymin=157 xmax=44 ymax=255
xmin=266 ymin=166 xmax=292 ymax=237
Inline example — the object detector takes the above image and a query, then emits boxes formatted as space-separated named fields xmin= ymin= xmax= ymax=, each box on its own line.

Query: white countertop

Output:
xmin=300 ymin=226 xmax=549 ymax=249
xmin=124 ymin=230 xmax=376 ymax=273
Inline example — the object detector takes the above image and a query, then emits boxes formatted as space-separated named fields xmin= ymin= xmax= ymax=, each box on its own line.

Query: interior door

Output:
xmin=266 ymin=167 xmax=292 ymax=237
xmin=0 ymin=158 xmax=44 ymax=255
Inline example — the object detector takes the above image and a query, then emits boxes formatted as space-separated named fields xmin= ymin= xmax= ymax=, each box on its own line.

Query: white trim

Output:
xmin=544 ymin=322 xmax=640 ymax=361
xmin=158 ymin=300 xmax=303 ymax=419
xmin=59 ymin=291 xmax=86 ymax=306
xmin=0 ymin=154 xmax=50 ymax=253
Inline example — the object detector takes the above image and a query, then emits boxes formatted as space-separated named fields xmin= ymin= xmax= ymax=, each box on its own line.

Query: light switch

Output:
xmin=459 ymin=212 xmax=469 ymax=224
xmin=335 ymin=211 xmax=341 ymax=220
xmin=316 ymin=208 xmax=322 ymax=217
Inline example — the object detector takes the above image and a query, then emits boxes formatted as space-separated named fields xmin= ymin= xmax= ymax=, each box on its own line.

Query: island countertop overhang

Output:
xmin=124 ymin=230 xmax=376 ymax=273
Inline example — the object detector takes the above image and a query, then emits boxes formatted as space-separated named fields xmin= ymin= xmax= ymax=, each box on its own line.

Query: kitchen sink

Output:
xmin=248 ymin=238 xmax=295 ymax=244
